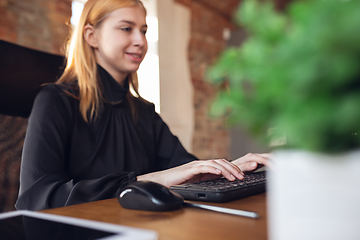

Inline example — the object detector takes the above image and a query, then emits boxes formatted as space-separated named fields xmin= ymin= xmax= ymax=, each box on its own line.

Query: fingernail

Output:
xmin=230 ymin=174 xmax=235 ymax=181
xmin=251 ymin=162 xmax=257 ymax=167
xmin=216 ymin=168 xmax=222 ymax=173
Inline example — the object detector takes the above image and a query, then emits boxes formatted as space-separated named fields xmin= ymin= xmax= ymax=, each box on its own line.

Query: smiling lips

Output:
xmin=126 ymin=52 xmax=143 ymax=63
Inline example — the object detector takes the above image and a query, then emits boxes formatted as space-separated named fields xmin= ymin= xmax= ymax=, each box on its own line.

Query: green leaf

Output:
xmin=207 ymin=0 xmax=360 ymax=153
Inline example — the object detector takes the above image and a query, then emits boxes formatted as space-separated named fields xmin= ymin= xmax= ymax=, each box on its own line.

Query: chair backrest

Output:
xmin=0 ymin=40 xmax=64 ymax=212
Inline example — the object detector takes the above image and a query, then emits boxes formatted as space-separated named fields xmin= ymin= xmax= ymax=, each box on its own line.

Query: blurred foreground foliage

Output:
xmin=208 ymin=0 xmax=360 ymax=153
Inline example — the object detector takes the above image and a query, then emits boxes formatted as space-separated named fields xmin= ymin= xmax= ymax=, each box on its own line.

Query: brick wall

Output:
xmin=175 ymin=0 xmax=292 ymax=160
xmin=0 ymin=0 xmax=71 ymax=55
xmin=175 ymin=0 xmax=241 ymax=160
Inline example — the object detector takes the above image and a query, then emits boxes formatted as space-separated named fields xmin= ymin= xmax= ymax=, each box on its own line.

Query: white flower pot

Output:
xmin=268 ymin=150 xmax=360 ymax=240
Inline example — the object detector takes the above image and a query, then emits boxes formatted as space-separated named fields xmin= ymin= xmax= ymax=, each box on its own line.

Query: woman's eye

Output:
xmin=142 ymin=30 xmax=147 ymax=35
xmin=121 ymin=27 xmax=132 ymax=32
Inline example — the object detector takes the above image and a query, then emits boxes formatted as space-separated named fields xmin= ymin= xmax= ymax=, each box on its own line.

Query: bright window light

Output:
xmin=70 ymin=1 xmax=84 ymax=26
xmin=137 ymin=53 xmax=160 ymax=112
xmin=145 ymin=16 xmax=158 ymax=43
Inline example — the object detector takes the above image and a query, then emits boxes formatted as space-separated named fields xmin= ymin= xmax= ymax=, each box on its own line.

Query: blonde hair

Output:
xmin=57 ymin=0 xmax=146 ymax=122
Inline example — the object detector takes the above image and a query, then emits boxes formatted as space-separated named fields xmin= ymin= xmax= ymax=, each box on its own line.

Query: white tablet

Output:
xmin=0 ymin=210 xmax=158 ymax=240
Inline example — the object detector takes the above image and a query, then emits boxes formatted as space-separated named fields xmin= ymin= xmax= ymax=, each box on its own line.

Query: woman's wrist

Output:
xmin=137 ymin=172 xmax=160 ymax=183
xmin=137 ymin=170 xmax=174 ymax=187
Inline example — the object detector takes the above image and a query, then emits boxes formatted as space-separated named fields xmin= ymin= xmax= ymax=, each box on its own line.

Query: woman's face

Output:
xmin=90 ymin=6 xmax=148 ymax=85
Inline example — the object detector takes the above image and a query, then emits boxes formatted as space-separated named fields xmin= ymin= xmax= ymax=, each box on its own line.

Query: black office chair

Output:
xmin=0 ymin=40 xmax=64 ymax=212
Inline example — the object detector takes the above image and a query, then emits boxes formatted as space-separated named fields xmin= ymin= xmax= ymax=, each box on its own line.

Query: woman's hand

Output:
xmin=137 ymin=159 xmax=244 ymax=187
xmin=231 ymin=153 xmax=272 ymax=172
xmin=137 ymin=153 xmax=272 ymax=187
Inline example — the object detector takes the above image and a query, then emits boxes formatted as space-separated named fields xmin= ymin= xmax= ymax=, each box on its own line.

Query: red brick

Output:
xmin=1 ymin=0 xmax=70 ymax=54
xmin=174 ymin=0 xmax=191 ymax=7
xmin=188 ymin=0 xmax=242 ymax=159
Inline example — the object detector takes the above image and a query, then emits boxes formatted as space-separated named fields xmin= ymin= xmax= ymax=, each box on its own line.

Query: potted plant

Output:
xmin=207 ymin=0 xmax=360 ymax=239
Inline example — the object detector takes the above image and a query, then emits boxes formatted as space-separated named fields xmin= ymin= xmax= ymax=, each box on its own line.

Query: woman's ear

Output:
xmin=83 ymin=24 xmax=98 ymax=48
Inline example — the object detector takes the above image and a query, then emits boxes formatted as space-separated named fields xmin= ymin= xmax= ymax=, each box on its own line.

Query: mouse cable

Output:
xmin=183 ymin=201 xmax=259 ymax=219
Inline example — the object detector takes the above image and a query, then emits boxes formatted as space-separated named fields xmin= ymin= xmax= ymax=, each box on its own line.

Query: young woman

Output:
xmin=15 ymin=0 xmax=269 ymax=211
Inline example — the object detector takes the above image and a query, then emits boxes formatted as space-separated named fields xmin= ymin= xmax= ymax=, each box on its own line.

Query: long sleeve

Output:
xmin=15 ymin=85 xmax=137 ymax=211
xmin=16 ymin=71 xmax=197 ymax=211
xmin=151 ymin=110 xmax=197 ymax=170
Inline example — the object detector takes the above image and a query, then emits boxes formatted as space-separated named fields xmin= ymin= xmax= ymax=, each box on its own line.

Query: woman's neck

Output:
xmin=96 ymin=63 xmax=127 ymax=87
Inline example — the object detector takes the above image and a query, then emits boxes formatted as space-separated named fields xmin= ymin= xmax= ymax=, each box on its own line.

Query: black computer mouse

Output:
xmin=118 ymin=181 xmax=184 ymax=212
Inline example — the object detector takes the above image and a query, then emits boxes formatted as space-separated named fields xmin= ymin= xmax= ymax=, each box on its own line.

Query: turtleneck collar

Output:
xmin=97 ymin=64 xmax=129 ymax=104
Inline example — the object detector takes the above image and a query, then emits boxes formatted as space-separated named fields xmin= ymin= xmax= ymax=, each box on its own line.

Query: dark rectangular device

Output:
xmin=0 ymin=210 xmax=157 ymax=240
xmin=170 ymin=171 xmax=266 ymax=203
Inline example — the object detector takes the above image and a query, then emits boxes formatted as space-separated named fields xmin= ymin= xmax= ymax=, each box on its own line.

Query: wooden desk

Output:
xmin=42 ymin=193 xmax=268 ymax=240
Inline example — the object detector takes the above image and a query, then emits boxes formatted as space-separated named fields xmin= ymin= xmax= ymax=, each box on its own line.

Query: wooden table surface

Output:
xmin=42 ymin=193 xmax=268 ymax=240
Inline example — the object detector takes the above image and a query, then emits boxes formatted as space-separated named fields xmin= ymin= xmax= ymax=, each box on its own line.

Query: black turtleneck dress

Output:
xmin=15 ymin=66 xmax=197 ymax=211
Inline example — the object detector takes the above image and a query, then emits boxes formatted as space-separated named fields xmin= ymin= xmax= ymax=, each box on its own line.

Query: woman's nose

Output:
xmin=132 ymin=30 xmax=146 ymax=47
